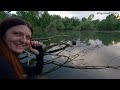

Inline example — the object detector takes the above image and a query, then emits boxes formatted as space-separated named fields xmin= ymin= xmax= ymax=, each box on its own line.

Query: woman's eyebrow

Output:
xmin=12 ymin=30 xmax=31 ymax=36
xmin=26 ymin=35 xmax=31 ymax=38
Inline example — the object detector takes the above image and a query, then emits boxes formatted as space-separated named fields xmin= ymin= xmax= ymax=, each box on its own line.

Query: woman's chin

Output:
xmin=12 ymin=49 xmax=24 ymax=54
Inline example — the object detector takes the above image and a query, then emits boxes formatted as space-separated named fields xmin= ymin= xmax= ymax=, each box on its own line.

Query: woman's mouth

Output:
xmin=15 ymin=44 xmax=25 ymax=49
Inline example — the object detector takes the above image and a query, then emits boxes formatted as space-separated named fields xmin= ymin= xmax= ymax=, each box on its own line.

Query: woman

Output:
xmin=0 ymin=17 xmax=44 ymax=79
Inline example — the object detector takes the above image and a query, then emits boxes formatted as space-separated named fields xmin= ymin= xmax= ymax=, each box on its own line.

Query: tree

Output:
xmin=82 ymin=17 xmax=87 ymax=22
xmin=81 ymin=20 xmax=95 ymax=31
xmin=0 ymin=11 xmax=10 ymax=20
xmin=88 ymin=14 xmax=94 ymax=21
xmin=74 ymin=24 xmax=81 ymax=31
xmin=40 ymin=11 xmax=52 ymax=30
xmin=45 ymin=19 xmax=57 ymax=32
xmin=96 ymin=19 xmax=107 ymax=30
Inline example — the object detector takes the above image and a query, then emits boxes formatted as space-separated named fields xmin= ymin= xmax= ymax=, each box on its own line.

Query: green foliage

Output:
xmin=32 ymin=26 xmax=43 ymax=37
xmin=74 ymin=24 xmax=81 ymax=31
xmin=40 ymin=11 xmax=52 ymax=30
xmin=45 ymin=19 xmax=57 ymax=33
xmin=56 ymin=19 xmax=65 ymax=30
xmin=96 ymin=14 xmax=119 ymax=31
xmin=81 ymin=20 xmax=96 ymax=30
xmin=88 ymin=14 xmax=94 ymax=21
xmin=0 ymin=11 xmax=10 ymax=21
xmin=1 ymin=11 xmax=120 ymax=33
xmin=96 ymin=19 xmax=107 ymax=30
xmin=82 ymin=17 xmax=87 ymax=22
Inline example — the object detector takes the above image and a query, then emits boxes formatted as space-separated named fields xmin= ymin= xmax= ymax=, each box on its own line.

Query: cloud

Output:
xmin=48 ymin=11 xmax=120 ymax=20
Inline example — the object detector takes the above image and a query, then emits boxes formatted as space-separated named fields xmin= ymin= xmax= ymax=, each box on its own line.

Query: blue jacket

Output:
xmin=0 ymin=46 xmax=44 ymax=79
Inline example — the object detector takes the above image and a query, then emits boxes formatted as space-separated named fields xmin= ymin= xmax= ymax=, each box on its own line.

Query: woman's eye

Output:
xmin=26 ymin=36 xmax=31 ymax=40
xmin=14 ymin=32 xmax=21 ymax=36
xmin=14 ymin=32 xmax=20 ymax=36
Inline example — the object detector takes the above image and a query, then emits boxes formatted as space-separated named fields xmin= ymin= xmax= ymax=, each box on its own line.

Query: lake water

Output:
xmin=39 ymin=31 xmax=120 ymax=79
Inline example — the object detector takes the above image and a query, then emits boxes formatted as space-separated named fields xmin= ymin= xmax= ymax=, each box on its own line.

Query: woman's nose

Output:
xmin=20 ymin=36 xmax=27 ymax=43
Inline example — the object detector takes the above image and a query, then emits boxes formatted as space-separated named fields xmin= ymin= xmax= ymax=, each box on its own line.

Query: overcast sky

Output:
xmin=48 ymin=11 xmax=120 ymax=20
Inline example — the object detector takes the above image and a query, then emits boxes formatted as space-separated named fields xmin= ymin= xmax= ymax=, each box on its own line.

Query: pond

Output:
xmin=39 ymin=31 xmax=120 ymax=79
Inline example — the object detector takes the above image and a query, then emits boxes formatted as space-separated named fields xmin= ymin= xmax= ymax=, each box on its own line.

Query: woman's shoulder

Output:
xmin=0 ymin=55 xmax=10 ymax=64
xmin=0 ymin=55 xmax=13 ymax=69
xmin=0 ymin=55 xmax=15 ymax=78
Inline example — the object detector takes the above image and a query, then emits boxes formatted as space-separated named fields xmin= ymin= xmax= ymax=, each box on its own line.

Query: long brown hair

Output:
xmin=0 ymin=17 xmax=33 ymax=79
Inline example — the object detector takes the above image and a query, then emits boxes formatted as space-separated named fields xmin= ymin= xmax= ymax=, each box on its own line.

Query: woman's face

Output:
xmin=4 ymin=25 xmax=32 ymax=54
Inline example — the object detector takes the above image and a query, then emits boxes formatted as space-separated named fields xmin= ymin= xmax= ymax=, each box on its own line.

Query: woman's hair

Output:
xmin=0 ymin=17 xmax=33 ymax=38
xmin=0 ymin=17 xmax=33 ymax=79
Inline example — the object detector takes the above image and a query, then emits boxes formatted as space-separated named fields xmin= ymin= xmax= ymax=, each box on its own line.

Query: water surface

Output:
xmin=41 ymin=31 xmax=120 ymax=79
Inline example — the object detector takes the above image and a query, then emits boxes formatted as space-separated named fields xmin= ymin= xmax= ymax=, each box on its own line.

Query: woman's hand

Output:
xmin=28 ymin=41 xmax=42 ymax=55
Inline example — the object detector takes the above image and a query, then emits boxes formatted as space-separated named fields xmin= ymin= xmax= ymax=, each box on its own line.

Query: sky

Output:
xmin=11 ymin=11 xmax=120 ymax=21
xmin=48 ymin=11 xmax=120 ymax=20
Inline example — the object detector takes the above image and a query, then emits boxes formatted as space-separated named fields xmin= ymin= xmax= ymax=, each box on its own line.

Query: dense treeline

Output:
xmin=0 ymin=11 xmax=120 ymax=37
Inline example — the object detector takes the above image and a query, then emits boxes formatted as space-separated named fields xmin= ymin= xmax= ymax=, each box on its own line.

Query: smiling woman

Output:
xmin=0 ymin=17 xmax=44 ymax=79
xmin=4 ymin=25 xmax=32 ymax=54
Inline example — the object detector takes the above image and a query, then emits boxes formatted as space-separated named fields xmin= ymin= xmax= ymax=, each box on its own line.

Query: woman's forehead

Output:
xmin=7 ymin=25 xmax=32 ymax=35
